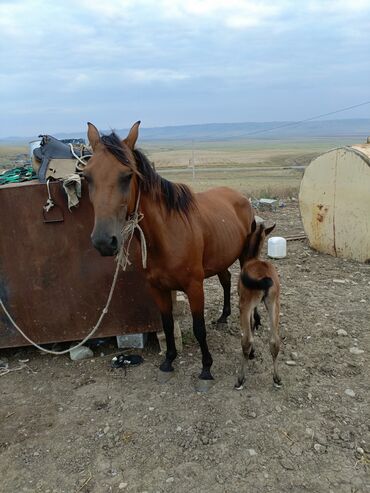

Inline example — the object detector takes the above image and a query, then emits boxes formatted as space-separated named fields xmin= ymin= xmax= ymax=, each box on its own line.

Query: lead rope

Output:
xmin=0 ymin=190 xmax=146 ymax=356
xmin=68 ymin=143 xmax=93 ymax=170
xmin=118 ymin=189 xmax=147 ymax=270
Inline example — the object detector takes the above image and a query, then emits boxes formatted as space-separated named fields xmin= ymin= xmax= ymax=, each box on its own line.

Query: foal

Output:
xmin=235 ymin=222 xmax=282 ymax=390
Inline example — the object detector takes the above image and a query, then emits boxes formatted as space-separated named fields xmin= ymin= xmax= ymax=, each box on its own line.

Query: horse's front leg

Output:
xmin=186 ymin=281 xmax=213 ymax=380
xmin=216 ymin=269 xmax=231 ymax=325
xmin=149 ymin=287 xmax=177 ymax=372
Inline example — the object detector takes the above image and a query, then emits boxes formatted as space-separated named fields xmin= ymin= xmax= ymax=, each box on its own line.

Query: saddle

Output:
xmin=33 ymin=135 xmax=92 ymax=183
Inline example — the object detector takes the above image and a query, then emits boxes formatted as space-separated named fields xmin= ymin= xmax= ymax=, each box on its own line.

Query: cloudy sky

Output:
xmin=0 ymin=0 xmax=369 ymax=136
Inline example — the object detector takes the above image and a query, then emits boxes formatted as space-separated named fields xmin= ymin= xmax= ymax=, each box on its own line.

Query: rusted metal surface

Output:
xmin=299 ymin=144 xmax=370 ymax=262
xmin=0 ymin=180 xmax=160 ymax=348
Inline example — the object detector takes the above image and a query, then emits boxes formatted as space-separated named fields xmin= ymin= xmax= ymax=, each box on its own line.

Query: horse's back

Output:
xmin=196 ymin=186 xmax=253 ymax=229
xmin=196 ymin=186 xmax=249 ymax=207
xmin=194 ymin=187 xmax=254 ymax=276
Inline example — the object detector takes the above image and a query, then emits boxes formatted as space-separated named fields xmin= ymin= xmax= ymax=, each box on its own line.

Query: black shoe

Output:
xmin=111 ymin=354 xmax=144 ymax=369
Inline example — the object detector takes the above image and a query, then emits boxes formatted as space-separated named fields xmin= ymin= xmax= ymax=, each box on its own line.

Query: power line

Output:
xmin=241 ymin=99 xmax=370 ymax=137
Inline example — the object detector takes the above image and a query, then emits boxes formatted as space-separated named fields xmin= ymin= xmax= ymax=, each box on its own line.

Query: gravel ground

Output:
xmin=0 ymin=202 xmax=369 ymax=493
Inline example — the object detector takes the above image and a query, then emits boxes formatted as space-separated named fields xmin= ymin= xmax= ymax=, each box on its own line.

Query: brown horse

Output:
xmin=84 ymin=121 xmax=255 ymax=381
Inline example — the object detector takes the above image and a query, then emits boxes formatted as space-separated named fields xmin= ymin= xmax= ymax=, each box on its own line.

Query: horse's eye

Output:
xmin=119 ymin=173 xmax=132 ymax=191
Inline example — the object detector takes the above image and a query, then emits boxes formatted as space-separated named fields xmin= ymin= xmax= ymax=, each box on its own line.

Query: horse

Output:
xmin=235 ymin=222 xmax=282 ymax=390
xmin=84 ymin=121 xmax=255 ymax=382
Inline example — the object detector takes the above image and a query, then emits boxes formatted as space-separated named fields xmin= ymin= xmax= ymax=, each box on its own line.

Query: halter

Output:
xmin=117 ymin=187 xmax=147 ymax=270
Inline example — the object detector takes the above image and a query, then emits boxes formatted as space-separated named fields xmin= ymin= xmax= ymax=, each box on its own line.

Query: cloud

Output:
xmin=0 ymin=0 xmax=369 ymax=135
xmin=307 ymin=0 xmax=370 ymax=13
xmin=124 ymin=68 xmax=190 ymax=82
xmin=76 ymin=0 xmax=283 ymax=30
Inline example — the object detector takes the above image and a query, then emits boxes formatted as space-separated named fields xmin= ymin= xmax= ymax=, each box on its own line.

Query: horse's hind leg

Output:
xmin=186 ymin=281 xmax=214 ymax=381
xmin=149 ymin=287 xmax=177 ymax=373
xmin=264 ymin=291 xmax=282 ymax=387
xmin=216 ymin=269 xmax=231 ymax=325
xmin=235 ymin=302 xmax=254 ymax=390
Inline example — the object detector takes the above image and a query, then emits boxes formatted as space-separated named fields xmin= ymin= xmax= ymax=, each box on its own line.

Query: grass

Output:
xmin=0 ymin=136 xmax=344 ymax=197
xmin=0 ymin=145 xmax=28 ymax=169
xmin=160 ymin=167 xmax=303 ymax=197
xmin=142 ymin=136 xmax=350 ymax=169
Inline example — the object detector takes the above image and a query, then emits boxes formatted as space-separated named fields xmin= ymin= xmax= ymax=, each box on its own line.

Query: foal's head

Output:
xmin=247 ymin=221 xmax=276 ymax=259
xmin=83 ymin=122 xmax=140 ymax=256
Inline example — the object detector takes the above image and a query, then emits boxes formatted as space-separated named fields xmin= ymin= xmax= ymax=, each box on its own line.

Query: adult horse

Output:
xmin=84 ymin=121 xmax=255 ymax=382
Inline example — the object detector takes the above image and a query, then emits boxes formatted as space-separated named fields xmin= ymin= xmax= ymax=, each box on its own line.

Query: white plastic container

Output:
xmin=29 ymin=139 xmax=42 ymax=159
xmin=268 ymin=236 xmax=287 ymax=259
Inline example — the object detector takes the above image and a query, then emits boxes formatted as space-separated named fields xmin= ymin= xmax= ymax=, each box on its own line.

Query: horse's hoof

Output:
xmin=216 ymin=320 xmax=228 ymax=330
xmin=157 ymin=371 xmax=174 ymax=384
xmin=159 ymin=360 xmax=174 ymax=373
xmin=199 ymin=368 xmax=214 ymax=381
xmin=249 ymin=348 xmax=256 ymax=360
xmin=234 ymin=377 xmax=245 ymax=390
xmin=216 ymin=315 xmax=228 ymax=330
xmin=273 ymin=376 xmax=282 ymax=388
xmin=195 ymin=379 xmax=214 ymax=393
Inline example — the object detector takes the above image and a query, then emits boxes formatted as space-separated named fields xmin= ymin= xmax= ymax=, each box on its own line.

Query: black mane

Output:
xmin=101 ymin=132 xmax=131 ymax=166
xmin=101 ymin=132 xmax=194 ymax=215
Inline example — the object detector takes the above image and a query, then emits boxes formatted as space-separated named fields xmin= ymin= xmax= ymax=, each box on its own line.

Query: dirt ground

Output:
xmin=1 ymin=202 xmax=369 ymax=493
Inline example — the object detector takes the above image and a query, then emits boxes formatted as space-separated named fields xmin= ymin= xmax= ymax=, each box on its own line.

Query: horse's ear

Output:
xmin=123 ymin=121 xmax=141 ymax=150
xmin=264 ymin=223 xmax=276 ymax=236
xmin=251 ymin=219 xmax=257 ymax=233
xmin=87 ymin=122 xmax=101 ymax=151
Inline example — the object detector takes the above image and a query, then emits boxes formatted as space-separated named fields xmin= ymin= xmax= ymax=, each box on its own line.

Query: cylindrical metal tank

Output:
xmin=299 ymin=143 xmax=370 ymax=263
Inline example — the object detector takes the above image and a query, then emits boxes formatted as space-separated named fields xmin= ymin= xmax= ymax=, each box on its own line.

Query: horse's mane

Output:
xmin=101 ymin=132 xmax=194 ymax=215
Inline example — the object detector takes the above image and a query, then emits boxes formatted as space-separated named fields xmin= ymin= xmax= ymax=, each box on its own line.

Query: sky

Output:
xmin=0 ymin=0 xmax=369 ymax=137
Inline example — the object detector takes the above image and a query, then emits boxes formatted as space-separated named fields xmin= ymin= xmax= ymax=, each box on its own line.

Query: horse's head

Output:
xmin=83 ymin=121 xmax=141 ymax=256
xmin=247 ymin=221 xmax=276 ymax=259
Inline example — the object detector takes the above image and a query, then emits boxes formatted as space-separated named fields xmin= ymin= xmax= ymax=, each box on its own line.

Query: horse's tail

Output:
xmin=241 ymin=271 xmax=273 ymax=292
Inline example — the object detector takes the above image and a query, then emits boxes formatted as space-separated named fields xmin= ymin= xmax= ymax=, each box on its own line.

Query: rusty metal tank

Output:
xmin=0 ymin=180 xmax=160 ymax=348
xmin=299 ymin=143 xmax=370 ymax=262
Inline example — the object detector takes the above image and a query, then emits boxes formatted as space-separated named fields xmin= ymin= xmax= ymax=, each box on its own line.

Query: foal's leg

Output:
xmin=249 ymin=310 xmax=256 ymax=360
xmin=186 ymin=281 xmax=214 ymax=380
xmin=264 ymin=292 xmax=282 ymax=387
xmin=253 ymin=307 xmax=262 ymax=331
xmin=235 ymin=302 xmax=254 ymax=390
xmin=149 ymin=287 xmax=177 ymax=372
xmin=216 ymin=269 xmax=231 ymax=325
xmin=249 ymin=307 xmax=261 ymax=359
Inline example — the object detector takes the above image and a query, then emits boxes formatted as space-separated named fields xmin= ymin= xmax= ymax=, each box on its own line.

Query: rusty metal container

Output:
xmin=299 ymin=143 xmax=370 ymax=262
xmin=0 ymin=180 xmax=160 ymax=348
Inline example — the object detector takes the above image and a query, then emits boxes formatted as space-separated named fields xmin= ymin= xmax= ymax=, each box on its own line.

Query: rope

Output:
xmin=118 ymin=189 xmax=147 ymax=270
xmin=0 ymin=166 xmax=37 ymax=185
xmin=43 ymin=178 xmax=55 ymax=212
xmin=0 ymin=189 xmax=147 ymax=355
xmin=68 ymin=143 xmax=93 ymax=170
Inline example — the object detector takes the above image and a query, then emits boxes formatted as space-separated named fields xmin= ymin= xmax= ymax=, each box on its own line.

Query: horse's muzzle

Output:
xmin=92 ymin=232 xmax=119 ymax=256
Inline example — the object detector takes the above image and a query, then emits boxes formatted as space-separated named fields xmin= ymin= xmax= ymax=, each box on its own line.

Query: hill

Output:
xmin=1 ymin=118 xmax=369 ymax=144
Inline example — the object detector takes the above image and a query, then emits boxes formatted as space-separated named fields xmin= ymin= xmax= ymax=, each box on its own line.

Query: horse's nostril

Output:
xmin=110 ymin=236 xmax=118 ymax=250
xmin=91 ymin=231 xmax=118 ymax=256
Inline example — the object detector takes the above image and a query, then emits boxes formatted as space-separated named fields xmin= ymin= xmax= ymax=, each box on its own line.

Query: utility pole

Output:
xmin=191 ymin=139 xmax=195 ymax=180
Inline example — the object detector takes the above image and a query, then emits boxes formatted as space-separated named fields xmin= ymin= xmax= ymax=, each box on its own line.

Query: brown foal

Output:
xmin=235 ymin=222 xmax=282 ymax=390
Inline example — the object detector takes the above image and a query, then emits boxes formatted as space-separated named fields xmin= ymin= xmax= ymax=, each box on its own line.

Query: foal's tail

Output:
xmin=241 ymin=271 xmax=273 ymax=292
